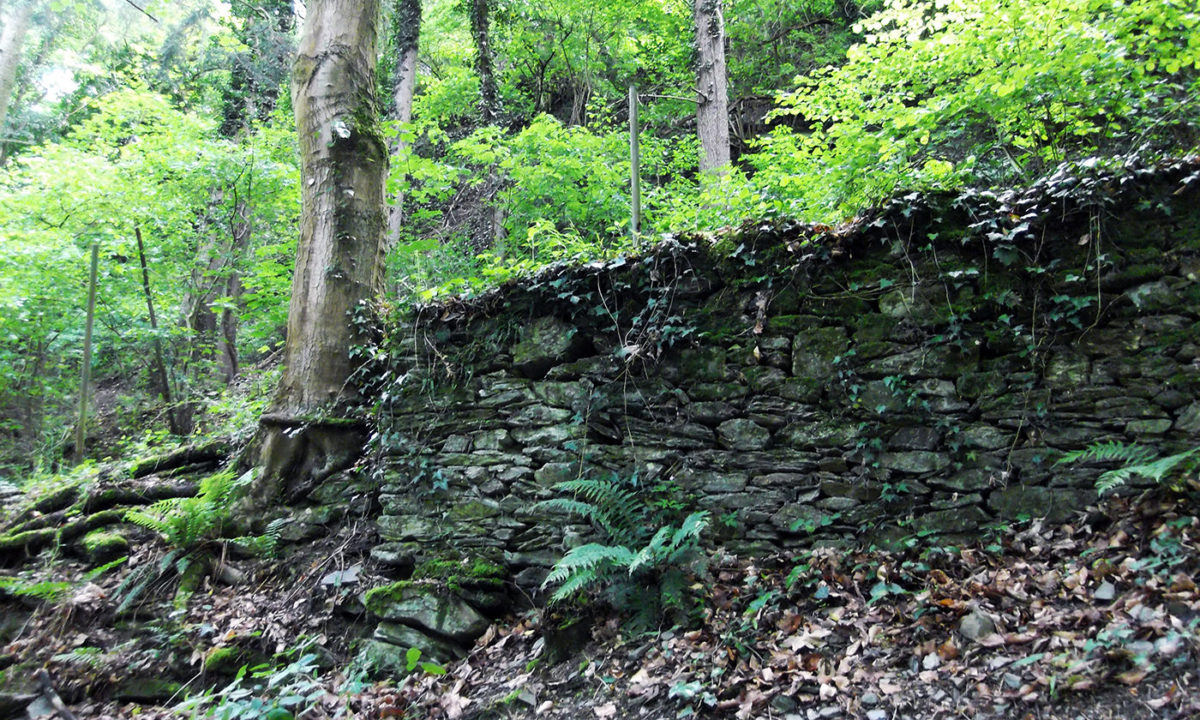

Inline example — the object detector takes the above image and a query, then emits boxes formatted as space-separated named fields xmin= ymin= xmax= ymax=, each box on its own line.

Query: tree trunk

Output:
xmin=251 ymin=0 xmax=386 ymax=508
xmin=470 ymin=0 xmax=498 ymax=124
xmin=221 ymin=0 xmax=295 ymax=137
xmin=693 ymin=0 xmax=730 ymax=175
xmin=0 ymin=0 xmax=33 ymax=137
xmin=386 ymin=0 xmax=421 ymax=248
xmin=217 ymin=200 xmax=251 ymax=384
xmin=135 ymin=226 xmax=184 ymax=436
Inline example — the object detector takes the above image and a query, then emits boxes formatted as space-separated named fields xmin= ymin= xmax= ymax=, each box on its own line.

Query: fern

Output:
xmin=1057 ymin=441 xmax=1157 ymax=467
xmin=545 ymin=543 xmax=637 ymax=603
xmin=124 ymin=469 xmax=241 ymax=549
xmin=1058 ymin=441 xmax=1199 ymax=495
xmin=114 ymin=548 xmax=182 ymax=615
xmin=537 ymin=475 xmax=649 ymax=543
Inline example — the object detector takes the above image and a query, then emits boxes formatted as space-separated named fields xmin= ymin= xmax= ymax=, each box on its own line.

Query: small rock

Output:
xmin=867 ymin=710 xmax=888 ymax=720
xmin=1093 ymin=581 xmax=1115 ymax=601
xmin=1002 ymin=672 xmax=1022 ymax=690
xmin=922 ymin=652 xmax=940 ymax=670
xmin=321 ymin=563 xmax=362 ymax=587
xmin=0 ymin=692 xmax=36 ymax=719
xmin=959 ymin=611 xmax=996 ymax=641
xmin=216 ymin=564 xmax=246 ymax=586
xmin=1155 ymin=634 xmax=1183 ymax=657
xmin=861 ymin=692 xmax=879 ymax=707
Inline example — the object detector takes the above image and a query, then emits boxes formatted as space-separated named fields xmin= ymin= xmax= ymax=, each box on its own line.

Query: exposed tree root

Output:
xmin=0 ymin=508 xmax=126 ymax=560
xmin=251 ymin=416 xmax=365 ymax=507
xmin=128 ymin=439 xmax=230 ymax=479
xmin=3 ymin=481 xmax=198 ymax=539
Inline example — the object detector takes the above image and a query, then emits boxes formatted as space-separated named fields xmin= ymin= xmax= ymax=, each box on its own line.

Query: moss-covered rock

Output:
xmin=79 ymin=529 xmax=128 ymax=565
xmin=112 ymin=677 xmax=183 ymax=702
xmin=511 ymin=317 xmax=586 ymax=379
xmin=203 ymin=646 xmax=246 ymax=674
xmin=717 ymin=419 xmax=771 ymax=451
xmin=364 ymin=582 xmax=489 ymax=642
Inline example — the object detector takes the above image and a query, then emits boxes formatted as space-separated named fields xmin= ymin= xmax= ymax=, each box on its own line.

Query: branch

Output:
xmin=123 ymin=0 xmax=159 ymax=23
xmin=638 ymin=92 xmax=700 ymax=105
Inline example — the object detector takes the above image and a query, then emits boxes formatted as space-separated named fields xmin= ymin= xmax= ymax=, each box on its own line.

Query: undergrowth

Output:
xmin=537 ymin=473 xmax=710 ymax=629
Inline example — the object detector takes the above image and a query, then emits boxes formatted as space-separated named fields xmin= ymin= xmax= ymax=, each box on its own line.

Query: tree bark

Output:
xmin=693 ymin=0 xmax=730 ymax=175
xmin=386 ymin=0 xmax=421 ymax=248
xmin=0 ymin=0 xmax=33 ymax=139
xmin=470 ymin=0 xmax=498 ymax=124
xmin=252 ymin=0 xmax=386 ymax=507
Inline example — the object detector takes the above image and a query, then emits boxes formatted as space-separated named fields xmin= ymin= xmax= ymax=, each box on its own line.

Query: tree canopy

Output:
xmin=0 ymin=0 xmax=1195 ymax=472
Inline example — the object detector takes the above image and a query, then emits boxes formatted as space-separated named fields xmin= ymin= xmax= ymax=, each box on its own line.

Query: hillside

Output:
xmin=2 ymin=158 xmax=1199 ymax=719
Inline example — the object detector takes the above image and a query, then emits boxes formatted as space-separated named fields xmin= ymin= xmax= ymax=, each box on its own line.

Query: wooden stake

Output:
xmin=76 ymin=242 xmax=98 ymax=464
xmin=629 ymin=85 xmax=641 ymax=250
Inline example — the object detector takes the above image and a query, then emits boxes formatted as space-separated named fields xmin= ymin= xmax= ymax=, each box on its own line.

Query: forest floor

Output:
xmin=2 ymin=485 xmax=1198 ymax=720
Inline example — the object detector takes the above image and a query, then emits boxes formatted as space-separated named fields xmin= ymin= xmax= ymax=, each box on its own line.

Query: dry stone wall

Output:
xmin=353 ymin=161 xmax=1200 ymax=662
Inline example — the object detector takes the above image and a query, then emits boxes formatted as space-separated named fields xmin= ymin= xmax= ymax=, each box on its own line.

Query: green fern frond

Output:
xmin=665 ymin=512 xmax=709 ymax=559
xmin=629 ymin=525 xmax=674 ymax=574
xmin=125 ymin=498 xmax=183 ymax=536
xmin=1056 ymin=441 xmax=1156 ymax=467
xmin=114 ymin=548 xmax=182 ymax=615
xmin=124 ymin=469 xmax=239 ymax=549
xmin=546 ymin=476 xmax=649 ymax=542
xmin=544 ymin=543 xmax=635 ymax=586
xmin=549 ymin=568 xmax=601 ymax=603
xmin=535 ymin=498 xmax=605 ymax=524
xmin=538 ymin=472 xmax=709 ymax=623
xmin=1096 ymin=447 xmax=1198 ymax=495
xmin=1059 ymin=441 xmax=1199 ymax=495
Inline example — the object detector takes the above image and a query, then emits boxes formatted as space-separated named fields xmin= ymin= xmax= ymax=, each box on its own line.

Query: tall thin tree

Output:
xmin=470 ymin=0 xmax=498 ymax=123
xmin=386 ymin=0 xmax=421 ymax=248
xmin=0 ymin=0 xmax=34 ymax=139
xmin=693 ymin=0 xmax=730 ymax=175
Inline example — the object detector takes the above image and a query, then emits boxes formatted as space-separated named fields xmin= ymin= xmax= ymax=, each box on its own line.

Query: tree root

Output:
xmin=0 ymin=509 xmax=126 ymax=561
xmin=128 ymin=439 xmax=231 ymax=478
xmin=3 ymin=480 xmax=198 ymax=538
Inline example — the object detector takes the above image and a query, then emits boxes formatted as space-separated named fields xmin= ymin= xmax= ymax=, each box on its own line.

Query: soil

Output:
xmin=1 ymin=485 xmax=1197 ymax=720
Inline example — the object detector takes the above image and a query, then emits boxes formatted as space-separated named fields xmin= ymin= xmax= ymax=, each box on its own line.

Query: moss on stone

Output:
xmin=363 ymin=580 xmax=416 ymax=616
xmin=203 ymin=646 xmax=244 ymax=674
xmin=412 ymin=556 xmax=506 ymax=592
xmin=79 ymin=529 xmax=128 ymax=564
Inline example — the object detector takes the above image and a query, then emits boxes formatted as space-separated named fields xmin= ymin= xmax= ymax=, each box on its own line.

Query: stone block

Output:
xmin=792 ymin=327 xmax=850 ymax=380
xmin=913 ymin=506 xmax=991 ymax=535
xmin=718 ymin=418 xmax=771 ymax=450
xmin=888 ymin=426 xmax=942 ymax=451
xmin=511 ymin=316 xmax=586 ymax=378
xmin=365 ymin=583 xmax=490 ymax=642
xmin=879 ymin=451 xmax=951 ymax=474
xmin=987 ymin=485 xmax=1096 ymax=523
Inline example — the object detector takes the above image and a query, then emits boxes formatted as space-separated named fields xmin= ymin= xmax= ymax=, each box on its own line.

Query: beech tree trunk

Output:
xmin=386 ymin=0 xmax=421 ymax=248
xmin=471 ymin=0 xmax=498 ymax=124
xmin=252 ymin=0 xmax=387 ymax=508
xmin=0 ymin=0 xmax=33 ymax=136
xmin=693 ymin=0 xmax=730 ymax=175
